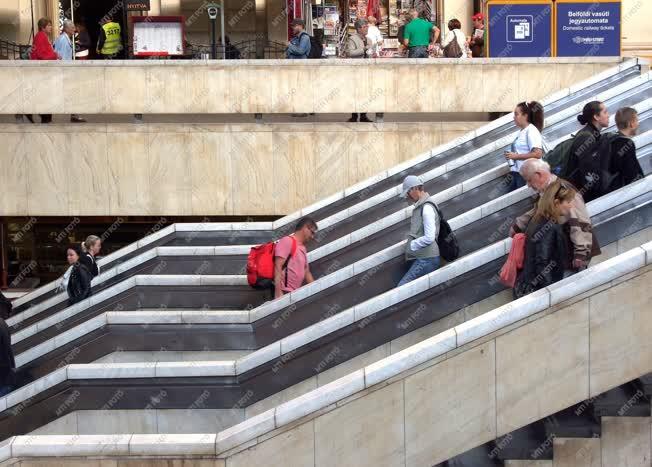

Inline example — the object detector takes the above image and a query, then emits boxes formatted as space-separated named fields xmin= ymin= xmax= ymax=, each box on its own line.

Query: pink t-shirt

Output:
xmin=274 ymin=235 xmax=308 ymax=292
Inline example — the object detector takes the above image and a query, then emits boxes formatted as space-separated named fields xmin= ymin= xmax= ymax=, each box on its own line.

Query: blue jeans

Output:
xmin=398 ymin=257 xmax=440 ymax=287
xmin=0 ymin=385 xmax=12 ymax=397
xmin=508 ymin=171 xmax=526 ymax=192
xmin=408 ymin=46 xmax=429 ymax=58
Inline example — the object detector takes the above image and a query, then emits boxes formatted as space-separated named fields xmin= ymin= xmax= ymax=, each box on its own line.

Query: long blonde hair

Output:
xmin=81 ymin=235 xmax=100 ymax=254
xmin=533 ymin=180 xmax=576 ymax=223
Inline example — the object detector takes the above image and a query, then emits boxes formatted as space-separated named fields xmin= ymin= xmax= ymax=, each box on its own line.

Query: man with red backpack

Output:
xmin=247 ymin=217 xmax=318 ymax=298
xmin=274 ymin=217 xmax=317 ymax=298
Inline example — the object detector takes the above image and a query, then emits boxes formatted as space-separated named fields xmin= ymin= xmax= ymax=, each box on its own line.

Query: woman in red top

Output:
xmin=26 ymin=18 xmax=58 ymax=123
xmin=31 ymin=18 xmax=58 ymax=60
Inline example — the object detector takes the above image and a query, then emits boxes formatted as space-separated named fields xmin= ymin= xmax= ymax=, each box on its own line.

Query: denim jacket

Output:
xmin=286 ymin=32 xmax=311 ymax=59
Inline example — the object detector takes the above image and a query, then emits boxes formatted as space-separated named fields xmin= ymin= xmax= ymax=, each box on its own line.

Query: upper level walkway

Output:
xmin=0 ymin=57 xmax=628 ymax=115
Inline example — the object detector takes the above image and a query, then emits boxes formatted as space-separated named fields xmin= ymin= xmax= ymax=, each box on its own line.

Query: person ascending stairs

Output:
xmin=398 ymin=175 xmax=441 ymax=286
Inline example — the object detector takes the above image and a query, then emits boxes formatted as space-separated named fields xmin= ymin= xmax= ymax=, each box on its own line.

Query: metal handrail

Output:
xmin=0 ymin=37 xmax=31 ymax=60
xmin=185 ymin=39 xmax=288 ymax=59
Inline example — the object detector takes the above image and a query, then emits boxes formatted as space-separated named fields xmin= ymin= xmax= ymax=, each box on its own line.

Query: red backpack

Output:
xmin=247 ymin=236 xmax=297 ymax=289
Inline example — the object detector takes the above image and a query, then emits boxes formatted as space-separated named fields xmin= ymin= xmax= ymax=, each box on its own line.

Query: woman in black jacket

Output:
xmin=79 ymin=235 xmax=101 ymax=278
xmin=514 ymin=180 xmax=576 ymax=299
xmin=66 ymin=245 xmax=92 ymax=305
xmin=562 ymin=101 xmax=610 ymax=201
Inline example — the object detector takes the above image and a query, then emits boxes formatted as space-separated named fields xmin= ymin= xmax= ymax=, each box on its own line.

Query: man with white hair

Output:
xmin=54 ymin=20 xmax=75 ymax=60
xmin=54 ymin=20 xmax=85 ymax=122
xmin=510 ymin=159 xmax=600 ymax=273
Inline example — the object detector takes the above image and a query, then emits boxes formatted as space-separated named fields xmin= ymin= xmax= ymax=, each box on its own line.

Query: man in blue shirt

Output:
xmin=53 ymin=19 xmax=86 ymax=122
xmin=286 ymin=18 xmax=311 ymax=59
xmin=53 ymin=20 xmax=75 ymax=60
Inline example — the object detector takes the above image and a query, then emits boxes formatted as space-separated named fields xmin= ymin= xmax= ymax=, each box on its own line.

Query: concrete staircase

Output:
xmin=1 ymin=59 xmax=651 ymax=466
xmin=504 ymin=416 xmax=651 ymax=467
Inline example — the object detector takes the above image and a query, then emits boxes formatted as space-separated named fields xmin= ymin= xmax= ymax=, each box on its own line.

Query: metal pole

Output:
xmin=211 ymin=17 xmax=217 ymax=59
xmin=220 ymin=0 xmax=226 ymax=60
xmin=71 ymin=0 xmax=75 ymax=61
xmin=0 ymin=221 xmax=7 ymax=290
xmin=30 ymin=0 xmax=35 ymax=41
xmin=122 ymin=1 xmax=129 ymax=58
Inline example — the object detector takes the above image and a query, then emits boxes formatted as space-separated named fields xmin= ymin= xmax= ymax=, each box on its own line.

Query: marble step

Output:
xmin=9 ymin=62 xmax=646 ymax=316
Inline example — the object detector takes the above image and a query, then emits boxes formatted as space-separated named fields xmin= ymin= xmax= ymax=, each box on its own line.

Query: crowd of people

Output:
xmin=269 ymin=101 xmax=643 ymax=299
xmin=0 ymin=98 xmax=645 ymax=396
xmin=286 ymin=9 xmax=486 ymax=60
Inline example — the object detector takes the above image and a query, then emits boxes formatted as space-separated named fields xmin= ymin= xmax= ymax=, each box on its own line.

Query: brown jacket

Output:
xmin=512 ymin=178 xmax=600 ymax=265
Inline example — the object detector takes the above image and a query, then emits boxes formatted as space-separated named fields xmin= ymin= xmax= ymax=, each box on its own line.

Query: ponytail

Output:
xmin=517 ymin=101 xmax=544 ymax=132
xmin=82 ymin=235 xmax=100 ymax=254
xmin=578 ymin=101 xmax=602 ymax=126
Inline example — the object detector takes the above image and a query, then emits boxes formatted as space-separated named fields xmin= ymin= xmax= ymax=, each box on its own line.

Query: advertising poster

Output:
xmin=556 ymin=1 xmax=620 ymax=56
xmin=488 ymin=2 xmax=553 ymax=58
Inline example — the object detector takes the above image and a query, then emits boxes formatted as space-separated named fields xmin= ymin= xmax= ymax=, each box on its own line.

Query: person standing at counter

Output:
xmin=346 ymin=19 xmax=372 ymax=122
xmin=469 ymin=12 xmax=485 ymax=57
xmin=27 ymin=18 xmax=58 ymax=124
xmin=366 ymin=16 xmax=384 ymax=57
xmin=54 ymin=20 xmax=86 ymax=122
xmin=74 ymin=20 xmax=92 ymax=59
xmin=286 ymin=18 xmax=311 ymax=59
xmin=402 ymin=9 xmax=440 ymax=58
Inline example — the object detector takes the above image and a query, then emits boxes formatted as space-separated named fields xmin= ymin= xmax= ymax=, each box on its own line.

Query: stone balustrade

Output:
xmin=0 ymin=58 xmax=622 ymax=115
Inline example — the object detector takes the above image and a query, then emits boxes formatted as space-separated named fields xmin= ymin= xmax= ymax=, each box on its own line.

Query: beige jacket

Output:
xmin=513 ymin=177 xmax=598 ymax=263
xmin=346 ymin=33 xmax=369 ymax=58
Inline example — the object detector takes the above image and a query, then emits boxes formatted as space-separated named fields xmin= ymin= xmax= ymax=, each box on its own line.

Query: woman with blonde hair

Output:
xmin=80 ymin=235 xmax=101 ymax=278
xmin=513 ymin=179 xmax=575 ymax=298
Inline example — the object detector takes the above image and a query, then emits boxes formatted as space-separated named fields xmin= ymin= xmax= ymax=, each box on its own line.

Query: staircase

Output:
xmin=0 ymin=58 xmax=651 ymax=466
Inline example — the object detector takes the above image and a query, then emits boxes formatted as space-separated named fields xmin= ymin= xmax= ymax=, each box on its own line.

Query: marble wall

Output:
xmin=218 ymin=265 xmax=652 ymax=466
xmin=0 ymin=121 xmax=482 ymax=216
xmin=0 ymin=59 xmax=618 ymax=115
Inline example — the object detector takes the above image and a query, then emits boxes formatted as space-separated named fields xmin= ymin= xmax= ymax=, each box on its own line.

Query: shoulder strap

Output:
xmin=283 ymin=236 xmax=298 ymax=288
xmin=421 ymin=200 xmax=441 ymax=218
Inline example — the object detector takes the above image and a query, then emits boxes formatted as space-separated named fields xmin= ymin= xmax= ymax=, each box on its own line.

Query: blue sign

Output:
xmin=556 ymin=2 xmax=620 ymax=57
xmin=489 ymin=3 xmax=552 ymax=58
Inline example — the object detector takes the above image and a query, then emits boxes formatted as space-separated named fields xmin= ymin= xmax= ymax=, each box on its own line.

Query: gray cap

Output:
xmin=400 ymin=175 xmax=423 ymax=199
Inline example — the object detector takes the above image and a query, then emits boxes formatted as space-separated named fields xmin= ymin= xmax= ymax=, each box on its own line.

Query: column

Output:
xmin=161 ymin=0 xmax=182 ymax=15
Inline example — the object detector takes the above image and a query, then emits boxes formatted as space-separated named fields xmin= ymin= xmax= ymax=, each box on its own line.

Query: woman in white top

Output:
xmin=366 ymin=16 xmax=384 ymax=58
xmin=505 ymin=101 xmax=545 ymax=191
xmin=441 ymin=18 xmax=468 ymax=58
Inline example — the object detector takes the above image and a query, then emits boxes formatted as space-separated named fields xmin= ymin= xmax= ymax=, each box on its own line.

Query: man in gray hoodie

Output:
xmin=398 ymin=175 xmax=440 ymax=286
xmin=346 ymin=19 xmax=372 ymax=123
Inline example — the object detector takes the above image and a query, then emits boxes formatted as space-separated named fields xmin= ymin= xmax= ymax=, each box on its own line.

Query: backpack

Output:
xmin=544 ymin=137 xmax=575 ymax=175
xmin=308 ymin=35 xmax=323 ymax=59
xmin=572 ymin=132 xmax=617 ymax=201
xmin=424 ymin=202 xmax=460 ymax=262
xmin=247 ymin=236 xmax=297 ymax=290
xmin=595 ymin=132 xmax=628 ymax=194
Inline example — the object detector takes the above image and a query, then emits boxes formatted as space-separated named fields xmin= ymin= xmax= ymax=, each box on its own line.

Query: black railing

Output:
xmin=0 ymin=37 xmax=289 ymax=61
xmin=0 ymin=38 xmax=31 ymax=60
xmin=184 ymin=39 xmax=288 ymax=59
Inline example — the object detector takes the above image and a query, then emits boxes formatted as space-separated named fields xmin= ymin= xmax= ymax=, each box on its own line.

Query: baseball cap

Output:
xmin=472 ymin=12 xmax=484 ymax=21
xmin=291 ymin=18 xmax=305 ymax=27
xmin=400 ymin=175 xmax=424 ymax=199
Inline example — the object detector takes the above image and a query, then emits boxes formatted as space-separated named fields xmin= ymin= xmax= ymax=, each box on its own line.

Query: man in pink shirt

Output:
xmin=274 ymin=217 xmax=318 ymax=298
